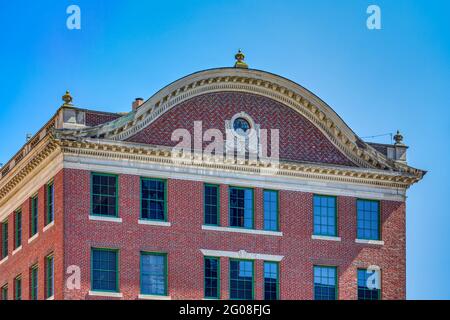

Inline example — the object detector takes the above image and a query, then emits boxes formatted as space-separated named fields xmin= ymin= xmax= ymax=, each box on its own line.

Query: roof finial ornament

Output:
xmin=62 ymin=90 xmax=73 ymax=107
xmin=393 ymin=130 xmax=404 ymax=145
xmin=234 ymin=49 xmax=248 ymax=69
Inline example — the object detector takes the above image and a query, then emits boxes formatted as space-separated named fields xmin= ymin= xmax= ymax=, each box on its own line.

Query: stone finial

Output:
xmin=62 ymin=90 xmax=73 ymax=107
xmin=234 ymin=49 xmax=248 ymax=69
xmin=393 ymin=130 xmax=404 ymax=145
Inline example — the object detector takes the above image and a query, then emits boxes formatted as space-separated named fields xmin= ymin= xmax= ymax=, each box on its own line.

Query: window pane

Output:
xmin=356 ymin=200 xmax=380 ymax=240
xmin=30 ymin=266 xmax=38 ymax=300
xmin=30 ymin=196 xmax=38 ymax=236
xmin=204 ymin=185 xmax=219 ymax=225
xmin=140 ymin=253 xmax=167 ymax=295
xmin=91 ymin=249 xmax=118 ymax=292
xmin=15 ymin=211 xmax=21 ymax=249
xmin=1 ymin=221 xmax=8 ymax=259
xmin=357 ymin=269 xmax=381 ymax=300
xmin=141 ymin=179 xmax=166 ymax=221
xmin=204 ymin=257 xmax=219 ymax=298
xmin=229 ymin=260 xmax=253 ymax=300
xmin=314 ymin=266 xmax=337 ymax=300
xmin=264 ymin=262 xmax=279 ymax=300
xmin=313 ymin=195 xmax=336 ymax=237
xmin=46 ymin=255 xmax=54 ymax=298
xmin=47 ymin=183 xmax=54 ymax=224
xmin=263 ymin=191 xmax=278 ymax=231
xmin=91 ymin=174 xmax=117 ymax=217
xmin=229 ymin=188 xmax=253 ymax=228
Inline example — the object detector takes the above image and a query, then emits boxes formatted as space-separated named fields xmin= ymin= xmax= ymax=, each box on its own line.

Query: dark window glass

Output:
xmin=233 ymin=118 xmax=251 ymax=135
xmin=30 ymin=196 xmax=38 ymax=236
xmin=91 ymin=174 xmax=118 ymax=217
xmin=140 ymin=253 xmax=167 ymax=295
xmin=264 ymin=190 xmax=278 ymax=231
xmin=314 ymin=266 xmax=337 ymax=300
xmin=30 ymin=266 xmax=38 ymax=300
xmin=141 ymin=178 xmax=166 ymax=221
xmin=229 ymin=187 xmax=253 ymax=228
xmin=357 ymin=200 xmax=380 ymax=240
xmin=1 ymin=285 xmax=7 ymax=300
xmin=14 ymin=211 xmax=21 ymax=249
xmin=1 ymin=221 xmax=8 ymax=259
xmin=313 ymin=195 xmax=337 ymax=236
xmin=14 ymin=276 xmax=21 ymax=300
xmin=46 ymin=255 xmax=54 ymax=298
xmin=229 ymin=260 xmax=253 ymax=300
xmin=264 ymin=262 xmax=279 ymax=300
xmin=91 ymin=249 xmax=118 ymax=292
xmin=204 ymin=257 xmax=219 ymax=299
xmin=357 ymin=269 xmax=381 ymax=300
xmin=46 ymin=182 xmax=54 ymax=225
xmin=204 ymin=185 xmax=219 ymax=226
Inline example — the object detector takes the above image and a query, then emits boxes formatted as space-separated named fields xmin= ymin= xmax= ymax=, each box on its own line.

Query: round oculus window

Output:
xmin=233 ymin=117 xmax=251 ymax=135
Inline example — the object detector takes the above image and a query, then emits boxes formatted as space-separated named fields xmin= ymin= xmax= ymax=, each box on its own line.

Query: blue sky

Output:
xmin=0 ymin=0 xmax=449 ymax=299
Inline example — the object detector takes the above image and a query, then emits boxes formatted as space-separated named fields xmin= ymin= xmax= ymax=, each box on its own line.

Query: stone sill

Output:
xmin=355 ymin=239 xmax=384 ymax=245
xmin=138 ymin=294 xmax=171 ymax=300
xmin=12 ymin=246 xmax=22 ymax=256
xmin=88 ymin=291 xmax=123 ymax=298
xmin=0 ymin=256 xmax=8 ymax=265
xmin=46 ymin=295 xmax=55 ymax=300
xmin=138 ymin=219 xmax=171 ymax=227
xmin=43 ymin=221 xmax=55 ymax=232
xmin=202 ymin=225 xmax=283 ymax=237
xmin=28 ymin=233 xmax=39 ymax=244
xmin=311 ymin=235 xmax=341 ymax=242
xmin=89 ymin=215 xmax=122 ymax=223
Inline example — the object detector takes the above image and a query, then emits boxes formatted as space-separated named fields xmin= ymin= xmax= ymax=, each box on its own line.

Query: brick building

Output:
xmin=0 ymin=54 xmax=425 ymax=300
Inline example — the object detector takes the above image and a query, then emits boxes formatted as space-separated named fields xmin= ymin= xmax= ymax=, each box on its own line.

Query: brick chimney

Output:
xmin=132 ymin=98 xmax=144 ymax=111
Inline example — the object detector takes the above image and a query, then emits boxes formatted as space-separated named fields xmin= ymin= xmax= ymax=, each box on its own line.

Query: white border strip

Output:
xmin=200 ymin=249 xmax=284 ymax=262
xmin=138 ymin=220 xmax=171 ymax=227
xmin=311 ymin=235 xmax=341 ymax=242
xmin=27 ymin=233 xmax=39 ymax=244
xmin=88 ymin=291 xmax=123 ymax=298
xmin=202 ymin=225 xmax=282 ymax=237
xmin=43 ymin=221 xmax=55 ymax=232
xmin=138 ymin=294 xmax=171 ymax=300
xmin=89 ymin=216 xmax=122 ymax=223
xmin=355 ymin=239 xmax=384 ymax=246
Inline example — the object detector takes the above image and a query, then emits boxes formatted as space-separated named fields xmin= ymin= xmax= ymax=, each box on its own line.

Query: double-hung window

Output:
xmin=1 ymin=220 xmax=7 ymax=259
xmin=1 ymin=285 xmax=7 ymax=300
xmin=229 ymin=187 xmax=253 ymax=229
xmin=141 ymin=178 xmax=166 ymax=221
xmin=357 ymin=199 xmax=380 ymax=240
xmin=91 ymin=173 xmax=118 ymax=217
xmin=30 ymin=196 xmax=38 ymax=237
xmin=14 ymin=276 xmax=21 ymax=300
xmin=357 ymin=269 xmax=381 ymax=300
xmin=229 ymin=259 xmax=253 ymax=300
xmin=263 ymin=190 xmax=279 ymax=231
xmin=204 ymin=184 xmax=219 ymax=226
xmin=30 ymin=265 xmax=38 ymax=300
xmin=45 ymin=254 xmax=54 ymax=298
xmin=14 ymin=210 xmax=21 ymax=249
xmin=91 ymin=248 xmax=119 ymax=292
xmin=314 ymin=266 xmax=337 ymax=300
xmin=204 ymin=257 xmax=220 ymax=299
xmin=140 ymin=252 xmax=167 ymax=296
xmin=264 ymin=262 xmax=279 ymax=300
xmin=313 ymin=195 xmax=337 ymax=237
xmin=46 ymin=182 xmax=54 ymax=225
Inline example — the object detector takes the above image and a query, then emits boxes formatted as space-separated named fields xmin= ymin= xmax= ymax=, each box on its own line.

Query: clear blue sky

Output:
xmin=0 ymin=0 xmax=449 ymax=299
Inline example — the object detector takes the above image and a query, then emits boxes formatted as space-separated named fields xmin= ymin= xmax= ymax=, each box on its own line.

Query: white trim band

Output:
xmin=200 ymin=249 xmax=284 ymax=262
xmin=0 ymin=256 xmax=8 ymax=265
xmin=202 ymin=225 xmax=283 ymax=237
xmin=43 ymin=221 xmax=55 ymax=232
xmin=311 ymin=235 xmax=341 ymax=242
xmin=28 ymin=233 xmax=39 ymax=244
xmin=46 ymin=295 xmax=55 ymax=300
xmin=138 ymin=220 xmax=171 ymax=227
xmin=12 ymin=246 xmax=22 ymax=256
xmin=138 ymin=294 xmax=171 ymax=300
xmin=355 ymin=239 xmax=384 ymax=246
xmin=88 ymin=291 xmax=123 ymax=298
xmin=89 ymin=215 xmax=122 ymax=223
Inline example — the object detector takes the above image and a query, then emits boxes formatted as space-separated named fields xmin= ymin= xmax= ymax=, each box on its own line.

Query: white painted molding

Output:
xmin=12 ymin=246 xmax=22 ymax=256
xmin=355 ymin=239 xmax=385 ymax=246
xmin=43 ymin=221 xmax=55 ymax=232
xmin=138 ymin=294 xmax=172 ymax=300
xmin=89 ymin=215 xmax=123 ymax=223
xmin=0 ymin=256 xmax=8 ymax=265
xmin=46 ymin=295 xmax=55 ymax=300
xmin=138 ymin=219 xmax=171 ymax=227
xmin=88 ymin=291 xmax=123 ymax=298
xmin=202 ymin=225 xmax=282 ymax=237
xmin=200 ymin=249 xmax=284 ymax=262
xmin=311 ymin=235 xmax=341 ymax=242
xmin=27 ymin=233 xmax=39 ymax=244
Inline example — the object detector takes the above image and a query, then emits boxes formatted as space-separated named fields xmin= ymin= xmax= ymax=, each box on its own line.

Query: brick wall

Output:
xmin=126 ymin=92 xmax=356 ymax=167
xmin=62 ymin=168 xmax=405 ymax=300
